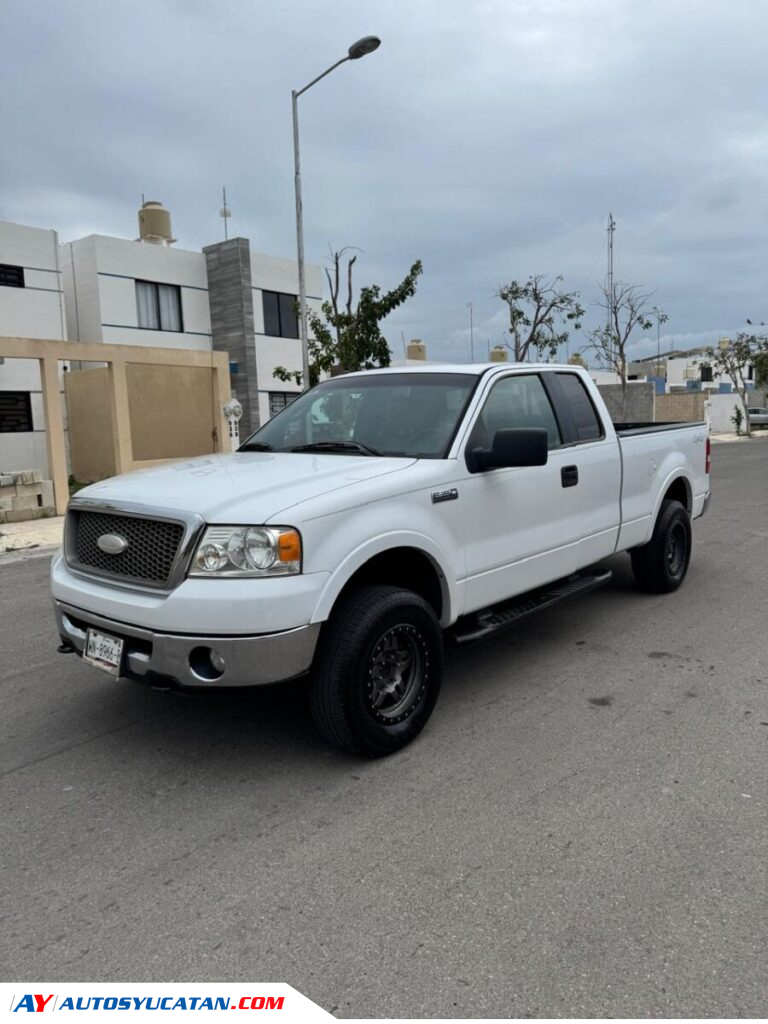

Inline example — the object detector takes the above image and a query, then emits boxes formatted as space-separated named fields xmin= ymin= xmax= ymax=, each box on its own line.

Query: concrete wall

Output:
xmin=655 ymin=392 xmax=707 ymax=423
xmin=65 ymin=362 xmax=219 ymax=482
xmin=204 ymin=238 xmax=260 ymax=438
xmin=0 ymin=221 xmax=67 ymax=476
xmin=596 ymin=382 xmax=655 ymax=423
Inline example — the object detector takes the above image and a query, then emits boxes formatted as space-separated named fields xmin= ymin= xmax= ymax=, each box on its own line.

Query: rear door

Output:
xmin=545 ymin=371 xmax=621 ymax=566
xmin=458 ymin=371 xmax=583 ymax=613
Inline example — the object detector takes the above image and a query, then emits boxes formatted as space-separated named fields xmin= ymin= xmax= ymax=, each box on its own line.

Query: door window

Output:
xmin=471 ymin=374 xmax=561 ymax=450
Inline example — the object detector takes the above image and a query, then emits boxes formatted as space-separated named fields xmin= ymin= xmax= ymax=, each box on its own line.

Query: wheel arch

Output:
xmin=660 ymin=474 xmax=692 ymax=515
xmin=311 ymin=535 xmax=455 ymax=627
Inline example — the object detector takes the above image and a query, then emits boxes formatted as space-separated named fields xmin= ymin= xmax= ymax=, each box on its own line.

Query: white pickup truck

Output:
xmin=52 ymin=364 xmax=711 ymax=756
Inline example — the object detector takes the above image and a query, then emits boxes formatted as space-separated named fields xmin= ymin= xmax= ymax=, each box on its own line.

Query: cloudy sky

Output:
xmin=2 ymin=0 xmax=767 ymax=363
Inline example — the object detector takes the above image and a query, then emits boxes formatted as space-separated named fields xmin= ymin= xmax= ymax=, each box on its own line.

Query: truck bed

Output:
xmin=616 ymin=419 xmax=709 ymax=552
xmin=614 ymin=420 xmax=707 ymax=435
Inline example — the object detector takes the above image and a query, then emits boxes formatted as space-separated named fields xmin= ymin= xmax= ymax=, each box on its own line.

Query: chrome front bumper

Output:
xmin=54 ymin=600 xmax=321 ymax=689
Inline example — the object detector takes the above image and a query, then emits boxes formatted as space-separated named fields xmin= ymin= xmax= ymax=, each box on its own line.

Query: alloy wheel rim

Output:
xmin=366 ymin=624 xmax=427 ymax=725
xmin=666 ymin=522 xmax=687 ymax=577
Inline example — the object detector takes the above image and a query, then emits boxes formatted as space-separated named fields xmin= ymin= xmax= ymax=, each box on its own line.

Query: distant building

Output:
xmin=0 ymin=202 xmax=323 ymax=475
xmin=630 ymin=345 xmax=756 ymax=394
xmin=0 ymin=221 xmax=67 ymax=474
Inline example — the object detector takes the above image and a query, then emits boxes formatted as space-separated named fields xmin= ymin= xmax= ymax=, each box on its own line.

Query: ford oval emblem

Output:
xmin=97 ymin=533 xmax=129 ymax=555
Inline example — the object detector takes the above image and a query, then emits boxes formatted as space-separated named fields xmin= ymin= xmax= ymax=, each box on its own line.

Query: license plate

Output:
xmin=84 ymin=628 xmax=124 ymax=676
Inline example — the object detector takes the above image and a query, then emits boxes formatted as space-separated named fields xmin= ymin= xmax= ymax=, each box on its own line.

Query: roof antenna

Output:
xmin=220 ymin=186 xmax=231 ymax=240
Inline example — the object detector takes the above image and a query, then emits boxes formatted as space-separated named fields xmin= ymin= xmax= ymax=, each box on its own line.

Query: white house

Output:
xmin=61 ymin=202 xmax=323 ymax=436
xmin=666 ymin=346 xmax=757 ymax=393
xmin=0 ymin=221 xmax=67 ymax=475
xmin=60 ymin=232 xmax=212 ymax=352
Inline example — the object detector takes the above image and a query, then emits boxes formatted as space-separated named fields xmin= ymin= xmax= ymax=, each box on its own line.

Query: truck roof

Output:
xmin=341 ymin=362 xmax=580 ymax=378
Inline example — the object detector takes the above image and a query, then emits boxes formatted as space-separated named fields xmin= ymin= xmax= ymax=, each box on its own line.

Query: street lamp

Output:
xmin=651 ymin=305 xmax=668 ymax=380
xmin=292 ymin=36 xmax=381 ymax=391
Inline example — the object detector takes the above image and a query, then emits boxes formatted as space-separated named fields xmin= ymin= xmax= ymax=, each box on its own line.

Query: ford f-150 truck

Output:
xmin=52 ymin=364 xmax=711 ymax=756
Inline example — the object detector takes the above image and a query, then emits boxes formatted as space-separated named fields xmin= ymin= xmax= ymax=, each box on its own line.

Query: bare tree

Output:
xmin=496 ymin=275 xmax=584 ymax=362
xmin=585 ymin=281 xmax=656 ymax=419
xmin=703 ymin=332 xmax=768 ymax=437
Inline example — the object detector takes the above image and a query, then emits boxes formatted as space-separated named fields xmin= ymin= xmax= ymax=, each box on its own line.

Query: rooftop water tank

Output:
xmin=407 ymin=339 xmax=427 ymax=361
xmin=490 ymin=345 xmax=508 ymax=362
xmin=138 ymin=201 xmax=175 ymax=246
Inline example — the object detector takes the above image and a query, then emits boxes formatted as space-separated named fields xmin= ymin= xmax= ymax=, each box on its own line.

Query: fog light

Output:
xmin=189 ymin=646 xmax=226 ymax=681
xmin=209 ymin=648 xmax=226 ymax=673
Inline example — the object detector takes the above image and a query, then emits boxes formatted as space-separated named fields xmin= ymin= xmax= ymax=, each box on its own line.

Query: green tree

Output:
xmin=275 ymin=249 xmax=423 ymax=388
xmin=496 ymin=274 xmax=584 ymax=362
xmin=703 ymin=332 xmax=768 ymax=437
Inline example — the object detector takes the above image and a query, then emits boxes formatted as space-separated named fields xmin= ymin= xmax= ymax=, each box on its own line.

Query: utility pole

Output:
xmin=466 ymin=302 xmax=475 ymax=361
xmin=606 ymin=213 xmax=615 ymax=365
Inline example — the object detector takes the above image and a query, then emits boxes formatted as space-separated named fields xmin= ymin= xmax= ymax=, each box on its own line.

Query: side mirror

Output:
xmin=470 ymin=428 xmax=549 ymax=472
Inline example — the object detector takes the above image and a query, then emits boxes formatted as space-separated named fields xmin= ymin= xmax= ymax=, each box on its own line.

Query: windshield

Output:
xmin=240 ymin=373 xmax=477 ymax=458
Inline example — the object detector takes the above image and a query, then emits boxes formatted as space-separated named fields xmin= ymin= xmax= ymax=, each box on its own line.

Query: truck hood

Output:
xmin=76 ymin=452 xmax=416 ymax=524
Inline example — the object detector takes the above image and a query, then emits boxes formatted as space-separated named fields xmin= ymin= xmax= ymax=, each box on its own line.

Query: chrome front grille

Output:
xmin=66 ymin=508 xmax=187 ymax=588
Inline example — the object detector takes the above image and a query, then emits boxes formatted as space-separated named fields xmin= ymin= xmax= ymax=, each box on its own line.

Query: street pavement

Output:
xmin=1 ymin=442 xmax=766 ymax=1018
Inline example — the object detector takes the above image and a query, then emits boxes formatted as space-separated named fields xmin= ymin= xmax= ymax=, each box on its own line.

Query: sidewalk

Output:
xmin=0 ymin=515 xmax=64 ymax=555
xmin=711 ymin=431 xmax=768 ymax=444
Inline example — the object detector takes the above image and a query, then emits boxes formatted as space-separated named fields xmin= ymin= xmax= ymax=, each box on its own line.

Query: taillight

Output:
xmin=705 ymin=436 xmax=711 ymax=475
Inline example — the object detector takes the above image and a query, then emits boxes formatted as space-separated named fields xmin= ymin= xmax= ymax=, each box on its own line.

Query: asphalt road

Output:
xmin=1 ymin=441 xmax=766 ymax=1018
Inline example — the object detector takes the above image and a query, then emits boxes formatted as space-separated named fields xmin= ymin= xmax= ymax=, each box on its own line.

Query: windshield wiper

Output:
xmin=290 ymin=440 xmax=382 ymax=457
xmin=238 ymin=441 xmax=274 ymax=452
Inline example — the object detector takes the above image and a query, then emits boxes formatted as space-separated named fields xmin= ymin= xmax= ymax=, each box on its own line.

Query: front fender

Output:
xmin=310 ymin=530 xmax=460 ymax=628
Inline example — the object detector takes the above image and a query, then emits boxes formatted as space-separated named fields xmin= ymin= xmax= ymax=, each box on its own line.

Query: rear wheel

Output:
xmin=309 ymin=584 xmax=443 ymax=757
xmin=631 ymin=498 xmax=692 ymax=593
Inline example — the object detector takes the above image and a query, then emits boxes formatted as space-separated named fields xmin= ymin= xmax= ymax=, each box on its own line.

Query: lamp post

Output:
xmin=292 ymin=35 xmax=381 ymax=391
xmin=651 ymin=305 xmax=668 ymax=380
xmin=466 ymin=302 xmax=474 ymax=361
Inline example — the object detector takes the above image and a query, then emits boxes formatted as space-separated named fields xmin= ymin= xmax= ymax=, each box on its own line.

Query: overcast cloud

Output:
xmin=2 ymin=0 xmax=767 ymax=362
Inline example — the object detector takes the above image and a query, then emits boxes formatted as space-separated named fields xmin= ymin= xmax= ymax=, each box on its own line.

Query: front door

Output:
xmin=459 ymin=372 xmax=582 ymax=614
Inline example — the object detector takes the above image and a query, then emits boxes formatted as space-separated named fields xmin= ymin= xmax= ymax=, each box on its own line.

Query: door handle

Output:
xmin=561 ymin=465 xmax=578 ymax=488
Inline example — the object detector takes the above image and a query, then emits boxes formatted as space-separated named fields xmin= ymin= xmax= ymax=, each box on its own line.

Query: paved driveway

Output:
xmin=1 ymin=441 xmax=766 ymax=1017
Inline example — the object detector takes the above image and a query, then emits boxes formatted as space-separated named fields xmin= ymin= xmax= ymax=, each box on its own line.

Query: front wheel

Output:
xmin=630 ymin=498 xmax=692 ymax=593
xmin=309 ymin=585 xmax=443 ymax=757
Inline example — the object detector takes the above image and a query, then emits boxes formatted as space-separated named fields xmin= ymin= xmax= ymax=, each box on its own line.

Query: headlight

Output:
xmin=188 ymin=526 xmax=302 ymax=577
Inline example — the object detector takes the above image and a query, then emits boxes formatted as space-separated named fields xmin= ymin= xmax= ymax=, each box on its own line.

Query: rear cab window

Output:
xmin=552 ymin=372 xmax=605 ymax=443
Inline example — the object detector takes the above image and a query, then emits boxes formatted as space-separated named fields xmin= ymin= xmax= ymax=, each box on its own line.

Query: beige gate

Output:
xmin=0 ymin=337 xmax=230 ymax=513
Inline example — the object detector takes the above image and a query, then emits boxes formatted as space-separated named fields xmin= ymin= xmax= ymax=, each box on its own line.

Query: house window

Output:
xmin=262 ymin=291 xmax=299 ymax=339
xmin=0 ymin=264 xmax=25 ymax=288
xmin=748 ymin=365 xmax=754 ymax=381
xmin=700 ymin=365 xmax=713 ymax=383
xmin=136 ymin=280 xmax=183 ymax=332
xmin=0 ymin=391 xmax=33 ymax=432
xmin=268 ymin=392 xmax=299 ymax=417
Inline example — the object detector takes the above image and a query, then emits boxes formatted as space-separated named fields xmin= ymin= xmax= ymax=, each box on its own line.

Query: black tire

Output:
xmin=630 ymin=499 xmax=692 ymax=593
xmin=309 ymin=584 xmax=443 ymax=757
